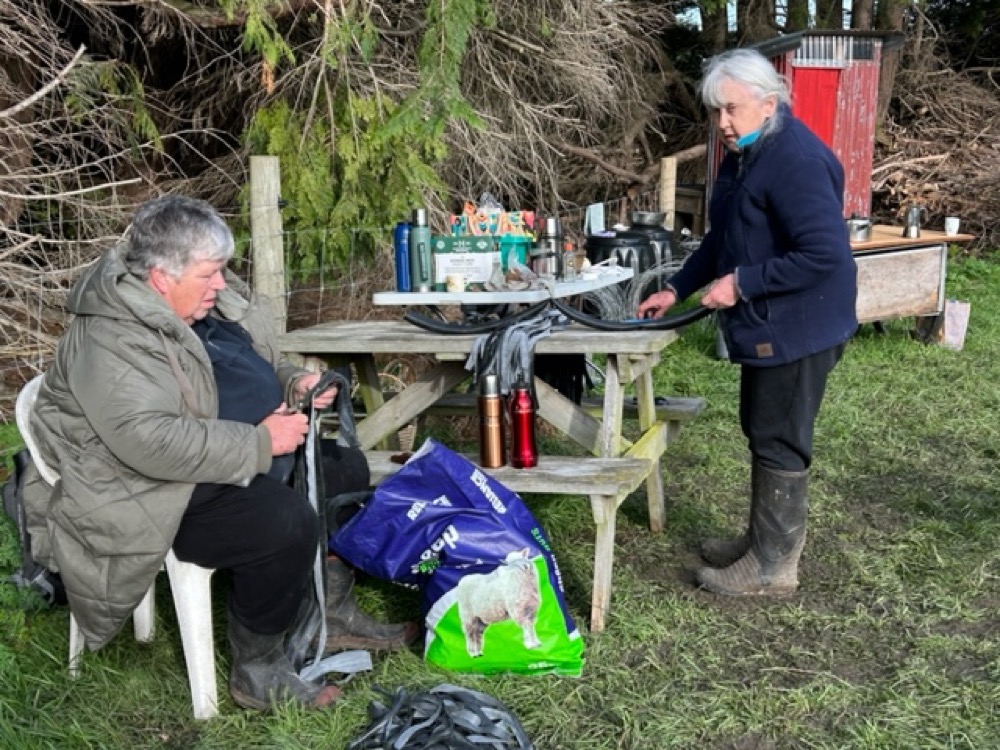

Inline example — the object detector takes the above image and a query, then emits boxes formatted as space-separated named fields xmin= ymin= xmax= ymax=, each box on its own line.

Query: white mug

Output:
xmin=445 ymin=273 xmax=466 ymax=293
xmin=944 ymin=217 xmax=960 ymax=237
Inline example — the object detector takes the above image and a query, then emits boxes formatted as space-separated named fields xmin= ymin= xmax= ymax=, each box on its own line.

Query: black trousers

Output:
xmin=171 ymin=443 xmax=370 ymax=635
xmin=739 ymin=344 xmax=845 ymax=473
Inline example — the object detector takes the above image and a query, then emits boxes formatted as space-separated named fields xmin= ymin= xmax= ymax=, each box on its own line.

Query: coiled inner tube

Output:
xmin=403 ymin=297 xmax=710 ymax=335
xmin=550 ymin=298 xmax=711 ymax=331
xmin=404 ymin=301 xmax=551 ymax=335
xmin=348 ymin=684 xmax=533 ymax=749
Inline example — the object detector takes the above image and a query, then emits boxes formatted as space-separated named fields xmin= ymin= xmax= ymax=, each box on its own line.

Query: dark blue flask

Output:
xmin=393 ymin=221 xmax=411 ymax=292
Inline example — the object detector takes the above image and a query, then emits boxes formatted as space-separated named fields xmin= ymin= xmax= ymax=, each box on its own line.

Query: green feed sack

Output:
xmin=424 ymin=553 xmax=584 ymax=676
xmin=332 ymin=440 xmax=585 ymax=677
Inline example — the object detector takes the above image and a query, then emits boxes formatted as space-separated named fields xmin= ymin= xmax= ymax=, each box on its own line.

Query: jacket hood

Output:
xmin=68 ymin=242 xmax=190 ymax=339
xmin=67 ymin=243 xmax=259 ymax=341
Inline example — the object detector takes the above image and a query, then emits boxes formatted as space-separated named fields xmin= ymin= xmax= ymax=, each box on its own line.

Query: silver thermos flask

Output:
xmin=531 ymin=215 xmax=564 ymax=279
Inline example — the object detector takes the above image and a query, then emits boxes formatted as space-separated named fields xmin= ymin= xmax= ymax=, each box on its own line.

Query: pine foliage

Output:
xmin=245 ymin=0 xmax=491 ymax=271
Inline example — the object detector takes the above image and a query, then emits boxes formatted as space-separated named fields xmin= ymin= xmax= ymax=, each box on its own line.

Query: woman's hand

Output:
xmin=700 ymin=273 xmax=739 ymax=309
xmin=293 ymin=372 xmax=339 ymax=411
xmin=637 ymin=289 xmax=678 ymax=319
xmin=261 ymin=405 xmax=309 ymax=455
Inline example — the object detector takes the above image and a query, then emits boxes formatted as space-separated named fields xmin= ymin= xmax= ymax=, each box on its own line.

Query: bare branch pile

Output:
xmin=444 ymin=1 xmax=677 ymax=212
xmin=0 ymin=0 xmax=247 ymax=393
xmin=872 ymin=48 xmax=1000 ymax=250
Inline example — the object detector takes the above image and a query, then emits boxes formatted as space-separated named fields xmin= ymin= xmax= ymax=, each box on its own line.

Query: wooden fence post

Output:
xmin=249 ymin=155 xmax=287 ymax=334
xmin=658 ymin=156 xmax=677 ymax=232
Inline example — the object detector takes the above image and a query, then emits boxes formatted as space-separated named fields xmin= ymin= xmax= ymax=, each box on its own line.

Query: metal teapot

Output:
xmin=902 ymin=204 xmax=928 ymax=239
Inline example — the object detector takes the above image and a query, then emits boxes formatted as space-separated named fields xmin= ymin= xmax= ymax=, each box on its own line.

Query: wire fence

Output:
xmin=1 ymin=185 xmax=678 ymax=419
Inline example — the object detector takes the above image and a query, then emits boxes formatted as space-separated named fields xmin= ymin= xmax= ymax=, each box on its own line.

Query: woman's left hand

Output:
xmin=294 ymin=372 xmax=339 ymax=411
xmin=700 ymin=273 xmax=740 ymax=309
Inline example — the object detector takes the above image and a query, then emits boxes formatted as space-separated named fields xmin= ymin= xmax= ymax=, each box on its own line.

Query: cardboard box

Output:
xmin=432 ymin=236 xmax=499 ymax=290
xmin=449 ymin=210 xmax=535 ymax=237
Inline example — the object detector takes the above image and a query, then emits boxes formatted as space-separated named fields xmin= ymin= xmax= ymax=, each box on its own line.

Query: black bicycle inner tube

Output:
xmin=404 ymin=300 xmax=552 ymax=335
xmin=551 ymin=298 xmax=712 ymax=331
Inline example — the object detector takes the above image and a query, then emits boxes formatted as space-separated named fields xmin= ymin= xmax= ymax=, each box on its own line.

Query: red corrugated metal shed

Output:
xmin=704 ymin=31 xmax=905 ymax=221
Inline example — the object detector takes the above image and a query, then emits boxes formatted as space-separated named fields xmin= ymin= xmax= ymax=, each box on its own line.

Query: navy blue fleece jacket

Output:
xmin=670 ymin=105 xmax=858 ymax=365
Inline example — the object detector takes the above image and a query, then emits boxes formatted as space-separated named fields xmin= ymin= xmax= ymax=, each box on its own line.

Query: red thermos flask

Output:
xmin=508 ymin=382 xmax=538 ymax=469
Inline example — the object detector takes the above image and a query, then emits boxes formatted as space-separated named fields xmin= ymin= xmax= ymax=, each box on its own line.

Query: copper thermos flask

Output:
xmin=477 ymin=374 xmax=506 ymax=468
xmin=508 ymin=381 xmax=538 ymax=469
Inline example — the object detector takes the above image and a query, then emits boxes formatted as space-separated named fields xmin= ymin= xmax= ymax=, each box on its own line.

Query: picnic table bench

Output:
xmin=278 ymin=319 xmax=704 ymax=632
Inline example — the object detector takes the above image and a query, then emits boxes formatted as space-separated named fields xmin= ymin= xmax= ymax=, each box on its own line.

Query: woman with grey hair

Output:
xmin=24 ymin=195 xmax=416 ymax=712
xmin=639 ymin=48 xmax=857 ymax=597
xmin=699 ymin=47 xmax=791 ymax=144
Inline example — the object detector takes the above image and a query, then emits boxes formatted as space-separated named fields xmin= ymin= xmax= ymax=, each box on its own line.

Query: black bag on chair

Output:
xmin=2 ymin=449 xmax=66 ymax=607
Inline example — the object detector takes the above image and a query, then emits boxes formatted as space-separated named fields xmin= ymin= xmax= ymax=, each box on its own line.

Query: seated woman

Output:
xmin=23 ymin=195 xmax=417 ymax=711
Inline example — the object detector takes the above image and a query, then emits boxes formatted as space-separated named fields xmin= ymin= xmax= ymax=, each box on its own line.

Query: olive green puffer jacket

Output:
xmin=22 ymin=243 xmax=308 ymax=649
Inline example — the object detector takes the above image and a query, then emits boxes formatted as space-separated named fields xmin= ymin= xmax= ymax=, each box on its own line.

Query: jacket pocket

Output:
xmin=721 ymin=301 xmax=778 ymax=361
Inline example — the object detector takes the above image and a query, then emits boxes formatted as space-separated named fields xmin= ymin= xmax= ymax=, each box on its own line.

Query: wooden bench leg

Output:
xmin=353 ymin=354 xmax=400 ymax=451
xmin=633 ymin=365 xmax=666 ymax=533
xmin=589 ymin=493 xmax=618 ymax=634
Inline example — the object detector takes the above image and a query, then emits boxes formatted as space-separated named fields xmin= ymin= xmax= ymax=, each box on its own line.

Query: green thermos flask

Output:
xmin=408 ymin=208 xmax=433 ymax=292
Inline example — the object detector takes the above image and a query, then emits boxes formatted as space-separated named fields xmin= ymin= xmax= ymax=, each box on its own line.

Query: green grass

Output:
xmin=2 ymin=253 xmax=999 ymax=748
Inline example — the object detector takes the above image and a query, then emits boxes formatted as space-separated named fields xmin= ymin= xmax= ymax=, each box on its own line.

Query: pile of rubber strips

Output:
xmin=347 ymin=684 xmax=534 ymax=750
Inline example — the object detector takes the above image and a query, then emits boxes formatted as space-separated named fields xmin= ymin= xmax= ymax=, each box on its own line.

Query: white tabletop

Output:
xmin=371 ymin=265 xmax=633 ymax=306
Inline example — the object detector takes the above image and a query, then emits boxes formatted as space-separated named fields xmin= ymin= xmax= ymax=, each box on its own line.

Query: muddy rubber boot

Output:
xmin=695 ymin=466 xmax=808 ymax=597
xmin=700 ymin=461 xmax=759 ymax=567
xmin=324 ymin=557 xmax=420 ymax=652
xmin=700 ymin=531 xmax=751 ymax=568
xmin=229 ymin=616 xmax=341 ymax=711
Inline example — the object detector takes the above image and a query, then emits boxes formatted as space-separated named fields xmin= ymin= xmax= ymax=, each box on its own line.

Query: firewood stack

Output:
xmin=872 ymin=58 xmax=999 ymax=251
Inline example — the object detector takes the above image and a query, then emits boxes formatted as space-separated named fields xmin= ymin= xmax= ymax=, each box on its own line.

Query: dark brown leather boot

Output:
xmin=695 ymin=466 xmax=808 ymax=597
xmin=324 ymin=557 xmax=420 ymax=652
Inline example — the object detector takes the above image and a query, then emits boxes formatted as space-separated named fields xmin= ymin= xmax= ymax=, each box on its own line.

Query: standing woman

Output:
xmin=638 ymin=49 xmax=857 ymax=596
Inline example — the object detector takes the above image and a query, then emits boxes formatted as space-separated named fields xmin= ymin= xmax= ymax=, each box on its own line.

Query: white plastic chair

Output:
xmin=15 ymin=374 xmax=220 ymax=720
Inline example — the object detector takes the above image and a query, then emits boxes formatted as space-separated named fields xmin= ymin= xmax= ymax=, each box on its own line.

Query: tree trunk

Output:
xmin=700 ymin=1 xmax=728 ymax=54
xmin=815 ymin=0 xmax=843 ymax=29
xmin=875 ymin=0 xmax=908 ymax=129
xmin=0 ymin=53 xmax=34 ymax=228
xmin=786 ymin=0 xmax=809 ymax=32
xmin=911 ymin=0 xmax=926 ymax=60
xmin=850 ymin=0 xmax=874 ymax=30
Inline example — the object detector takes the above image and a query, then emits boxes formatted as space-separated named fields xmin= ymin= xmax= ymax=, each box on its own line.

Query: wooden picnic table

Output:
xmin=277 ymin=319 xmax=704 ymax=633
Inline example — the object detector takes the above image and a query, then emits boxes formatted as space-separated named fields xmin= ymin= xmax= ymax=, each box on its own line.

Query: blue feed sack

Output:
xmin=331 ymin=439 xmax=584 ymax=677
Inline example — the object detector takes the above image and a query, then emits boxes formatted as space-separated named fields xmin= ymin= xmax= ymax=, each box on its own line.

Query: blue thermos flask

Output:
xmin=393 ymin=221 xmax=411 ymax=292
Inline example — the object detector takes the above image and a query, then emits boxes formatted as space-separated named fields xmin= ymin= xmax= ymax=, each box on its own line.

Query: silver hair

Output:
xmin=700 ymin=48 xmax=791 ymax=138
xmin=122 ymin=195 xmax=234 ymax=280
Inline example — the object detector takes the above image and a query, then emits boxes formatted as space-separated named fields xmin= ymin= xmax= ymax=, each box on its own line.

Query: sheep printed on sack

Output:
xmin=455 ymin=547 xmax=542 ymax=658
